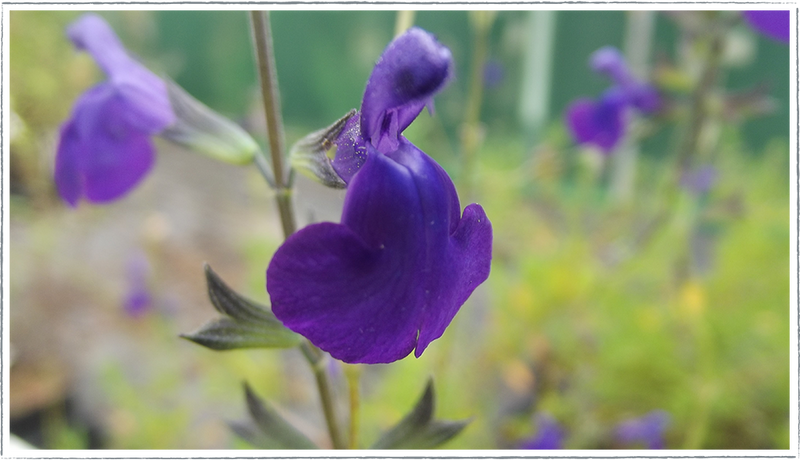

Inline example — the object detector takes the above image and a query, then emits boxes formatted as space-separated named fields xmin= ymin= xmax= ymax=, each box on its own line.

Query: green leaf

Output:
xmin=203 ymin=263 xmax=280 ymax=324
xmin=181 ymin=317 xmax=300 ymax=350
xmin=180 ymin=264 xmax=302 ymax=350
xmin=371 ymin=379 xmax=470 ymax=449
xmin=230 ymin=383 xmax=318 ymax=449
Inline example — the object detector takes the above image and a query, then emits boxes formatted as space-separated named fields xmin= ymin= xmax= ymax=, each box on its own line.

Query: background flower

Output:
xmin=55 ymin=14 xmax=259 ymax=207
xmin=743 ymin=11 xmax=790 ymax=44
xmin=55 ymin=14 xmax=174 ymax=206
xmin=565 ymin=46 xmax=660 ymax=154
xmin=519 ymin=413 xmax=564 ymax=449
xmin=615 ymin=410 xmax=670 ymax=449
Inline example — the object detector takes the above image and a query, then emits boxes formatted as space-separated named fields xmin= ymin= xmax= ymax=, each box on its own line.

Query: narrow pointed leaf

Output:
xmin=234 ymin=383 xmax=318 ymax=449
xmin=396 ymin=420 xmax=471 ymax=449
xmin=181 ymin=317 xmax=301 ymax=350
xmin=228 ymin=421 xmax=272 ymax=448
xmin=180 ymin=264 xmax=302 ymax=351
xmin=371 ymin=379 xmax=470 ymax=449
xmin=204 ymin=263 xmax=281 ymax=325
xmin=289 ymin=109 xmax=355 ymax=189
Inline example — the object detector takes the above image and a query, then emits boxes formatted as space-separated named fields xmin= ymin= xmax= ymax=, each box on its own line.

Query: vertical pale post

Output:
xmin=518 ymin=10 xmax=557 ymax=148
xmin=610 ymin=10 xmax=656 ymax=205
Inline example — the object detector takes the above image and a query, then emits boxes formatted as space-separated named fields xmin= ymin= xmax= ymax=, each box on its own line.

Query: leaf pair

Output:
xmin=229 ymin=383 xmax=318 ymax=449
xmin=180 ymin=264 xmax=302 ymax=350
xmin=371 ymin=379 xmax=469 ymax=449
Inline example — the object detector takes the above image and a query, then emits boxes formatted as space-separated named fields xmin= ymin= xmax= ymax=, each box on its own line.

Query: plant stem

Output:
xmin=300 ymin=342 xmax=347 ymax=449
xmin=250 ymin=10 xmax=296 ymax=239
xmin=344 ymin=365 xmax=362 ymax=449
xmin=394 ymin=10 xmax=416 ymax=37
xmin=461 ymin=11 xmax=495 ymax=197
xmin=250 ymin=11 xmax=345 ymax=449
xmin=676 ymin=25 xmax=724 ymax=173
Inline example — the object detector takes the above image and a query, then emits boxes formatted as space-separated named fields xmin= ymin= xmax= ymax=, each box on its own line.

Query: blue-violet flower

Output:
xmin=266 ymin=28 xmax=493 ymax=364
xmin=743 ymin=11 xmax=790 ymax=44
xmin=56 ymin=14 xmax=258 ymax=206
xmin=615 ymin=410 xmax=670 ymax=449
xmin=519 ymin=413 xmax=564 ymax=449
xmin=566 ymin=46 xmax=661 ymax=154
xmin=55 ymin=14 xmax=175 ymax=206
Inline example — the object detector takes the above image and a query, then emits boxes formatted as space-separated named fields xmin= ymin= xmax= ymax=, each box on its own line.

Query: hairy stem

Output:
xmin=250 ymin=11 xmax=345 ymax=449
xmin=250 ymin=10 xmax=296 ymax=239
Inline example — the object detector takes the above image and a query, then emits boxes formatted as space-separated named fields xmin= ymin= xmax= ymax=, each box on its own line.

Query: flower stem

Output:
xmin=676 ymin=22 xmax=724 ymax=173
xmin=394 ymin=10 xmax=416 ymax=37
xmin=250 ymin=10 xmax=296 ymax=239
xmin=300 ymin=342 xmax=347 ymax=449
xmin=461 ymin=11 xmax=495 ymax=197
xmin=249 ymin=11 xmax=345 ymax=449
xmin=344 ymin=365 xmax=362 ymax=449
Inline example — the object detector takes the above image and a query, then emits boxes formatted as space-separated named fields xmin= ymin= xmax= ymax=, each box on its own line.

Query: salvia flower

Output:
xmin=566 ymin=46 xmax=661 ymax=154
xmin=519 ymin=413 xmax=564 ymax=449
xmin=743 ymin=11 xmax=790 ymax=44
xmin=56 ymin=14 xmax=258 ymax=206
xmin=615 ymin=410 xmax=670 ymax=449
xmin=267 ymin=28 xmax=493 ymax=364
xmin=123 ymin=251 xmax=152 ymax=318
xmin=680 ymin=165 xmax=718 ymax=195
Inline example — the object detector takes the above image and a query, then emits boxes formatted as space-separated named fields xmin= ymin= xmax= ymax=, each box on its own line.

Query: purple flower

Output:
xmin=55 ymin=14 xmax=175 ymax=206
xmin=266 ymin=28 xmax=493 ymax=364
xmin=123 ymin=252 xmax=152 ymax=318
xmin=519 ymin=413 xmax=564 ymax=449
xmin=743 ymin=11 xmax=790 ymax=44
xmin=55 ymin=14 xmax=258 ymax=207
xmin=615 ymin=410 xmax=670 ymax=449
xmin=566 ymin=46 xmax=661 ymax=154
xmin=680 ymin=165 xmax=718 ymax=195
xmin=483 ymin=59 xmax=505 ymax=89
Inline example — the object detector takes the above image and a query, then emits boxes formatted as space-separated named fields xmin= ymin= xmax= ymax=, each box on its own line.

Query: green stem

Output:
xmin=676 ymin=24 xmax=724 ymax=173
xmin=250 ymin=11 xmax=345 ymax=449
xmin=394 ymin=10 xmax=416 ymax=37
xmin=345 ymin=365 xmax=362 ymax=449
xmin=300 ymin=342 xmax=347 ymax=449
xmin=461 ymin=12 xmax=494 ymax=197
xmin=250 ymin=10 xmax=296 ymax=239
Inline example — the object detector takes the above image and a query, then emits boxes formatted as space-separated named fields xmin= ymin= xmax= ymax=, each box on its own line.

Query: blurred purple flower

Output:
xmin=55 ymin=14 xmax=258 ymax=207
xmin=743 ymin=11 xmax=790 ymax=44
xmin=267 ymin=28 xmax=493 ymax=364
xmin=615 ymin=410 xmax=670 ymax=449
xmin=55 ymin=14 xmax=175 ymax=206
xmin=566 ymin=46 xmax=661 ymax=154
xmin=680 ymin=165 xmax=718 ymax=194
xmin=483 ymin=59 xmax=505 ymax=89
xmin=519 ymin=413 xmax=564 ymax=449
xmin=123 ymin=252 xmax=152 ymax=318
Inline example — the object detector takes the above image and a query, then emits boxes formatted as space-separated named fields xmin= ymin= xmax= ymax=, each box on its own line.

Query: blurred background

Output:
xmin=8 ymin=10 xmax=791 ymax=449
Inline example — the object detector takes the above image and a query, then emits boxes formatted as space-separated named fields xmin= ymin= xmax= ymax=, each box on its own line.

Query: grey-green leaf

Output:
xmin=181 ymin=317 xmax=301 ymax=350
xmin=180 ymin=264 xmax=302 ymax=351
xmin=230 ymin=383 xmax=318 ymax=449
xmin=203 ymin=263 xmax=280 ymax=325
xmin=371 ymin=379 xmax=470 ymax=449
